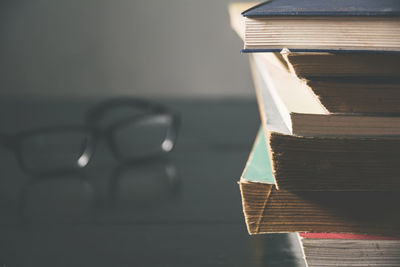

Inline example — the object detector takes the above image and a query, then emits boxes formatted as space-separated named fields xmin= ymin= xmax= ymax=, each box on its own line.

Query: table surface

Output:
xmin=0 ymin=98 xmax=305 ymax=267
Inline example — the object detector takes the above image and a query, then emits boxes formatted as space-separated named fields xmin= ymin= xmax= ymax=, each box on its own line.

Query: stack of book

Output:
xmin=229 ymin=0 xmax=400 ymax=265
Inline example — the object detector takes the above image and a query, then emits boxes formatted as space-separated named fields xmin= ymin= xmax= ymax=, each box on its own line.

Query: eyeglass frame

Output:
xmin=0 ymin=98 xmax=180 ymax=176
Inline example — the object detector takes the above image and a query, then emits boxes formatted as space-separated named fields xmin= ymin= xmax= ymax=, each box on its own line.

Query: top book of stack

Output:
xmin=239 ymin=0 xmax=400 ymax=52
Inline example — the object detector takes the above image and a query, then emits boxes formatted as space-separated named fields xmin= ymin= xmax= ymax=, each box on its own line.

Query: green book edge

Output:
xmin=242 ymin=127 xmax=275 ymax=184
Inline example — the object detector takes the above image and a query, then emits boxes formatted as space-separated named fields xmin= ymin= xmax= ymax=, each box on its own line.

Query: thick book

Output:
xmin=248 ymin=54 xmax=400 ymax=191
xmin=251 ymin=53 xmax=400 ymax=135
xmin=296 ymin=233 xmax=400 ymax=266
xmin=279 ymin=50 xmax=400 ymax=113
xmin=281 ymin=50 xmax=400 ymax=79
xmin=239 ymin=128 xmax=400 ymax=235
xmin=239 ymin=0 xmax=400 ymax=52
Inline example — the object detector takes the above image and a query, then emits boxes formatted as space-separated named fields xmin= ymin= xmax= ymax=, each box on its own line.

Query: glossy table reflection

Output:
xmin=0 ymin=98 xmax=305 ymax=267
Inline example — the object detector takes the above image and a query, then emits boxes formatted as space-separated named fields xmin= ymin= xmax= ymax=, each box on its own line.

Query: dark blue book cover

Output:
xmin=242 ymin=0 xmax=400 ymax=17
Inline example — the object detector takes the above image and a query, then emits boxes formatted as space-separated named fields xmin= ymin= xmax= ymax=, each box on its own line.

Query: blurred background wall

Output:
xmin=0 ymin=0 xmax=255 ymax=99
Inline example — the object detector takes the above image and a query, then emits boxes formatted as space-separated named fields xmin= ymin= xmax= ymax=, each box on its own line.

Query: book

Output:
xmin=298 ymin=233 xmax=400 ymax=266
xmin=248 ymin=53 xmax=400 ymax=191
xmin=239 ymin=128 xmax=400 ymax=235
xmin=239 ymin=0 xmax=400 ymax=52
xmin=281 ymin=50 xmax=400 ymax=79
xmin=280 ymin=50 xmax=400 ymax=113
xmin=250 ymin=52 xmax=400 ymax=136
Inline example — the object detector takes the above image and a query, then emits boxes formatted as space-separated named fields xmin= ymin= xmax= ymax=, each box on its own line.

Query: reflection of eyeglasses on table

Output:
xmin=0 ymin=98 xmax=180 ymax=176
xmin=18 ymin=158 xmax=179 ymax=223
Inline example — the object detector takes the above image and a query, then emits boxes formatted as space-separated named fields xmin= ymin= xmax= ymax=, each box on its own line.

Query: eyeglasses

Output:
xmin=0 ymin=98 xmax=180 ymax=176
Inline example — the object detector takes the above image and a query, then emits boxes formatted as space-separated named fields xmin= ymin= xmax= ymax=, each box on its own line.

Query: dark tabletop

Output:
xmin=0 ymin=98 xmax=304 ymax=267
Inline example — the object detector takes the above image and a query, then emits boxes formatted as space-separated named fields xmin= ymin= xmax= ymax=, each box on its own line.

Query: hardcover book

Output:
xmin=235 ymin=0 xmax=400 ymax=52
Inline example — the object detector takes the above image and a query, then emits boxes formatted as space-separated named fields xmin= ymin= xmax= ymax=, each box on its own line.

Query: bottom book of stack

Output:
xmin=298 ymin=233 xmax=400 ymax=267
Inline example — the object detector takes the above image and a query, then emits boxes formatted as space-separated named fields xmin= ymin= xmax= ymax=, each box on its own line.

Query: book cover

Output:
xmin=242 ymin=0 xmax=400 ymax=17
